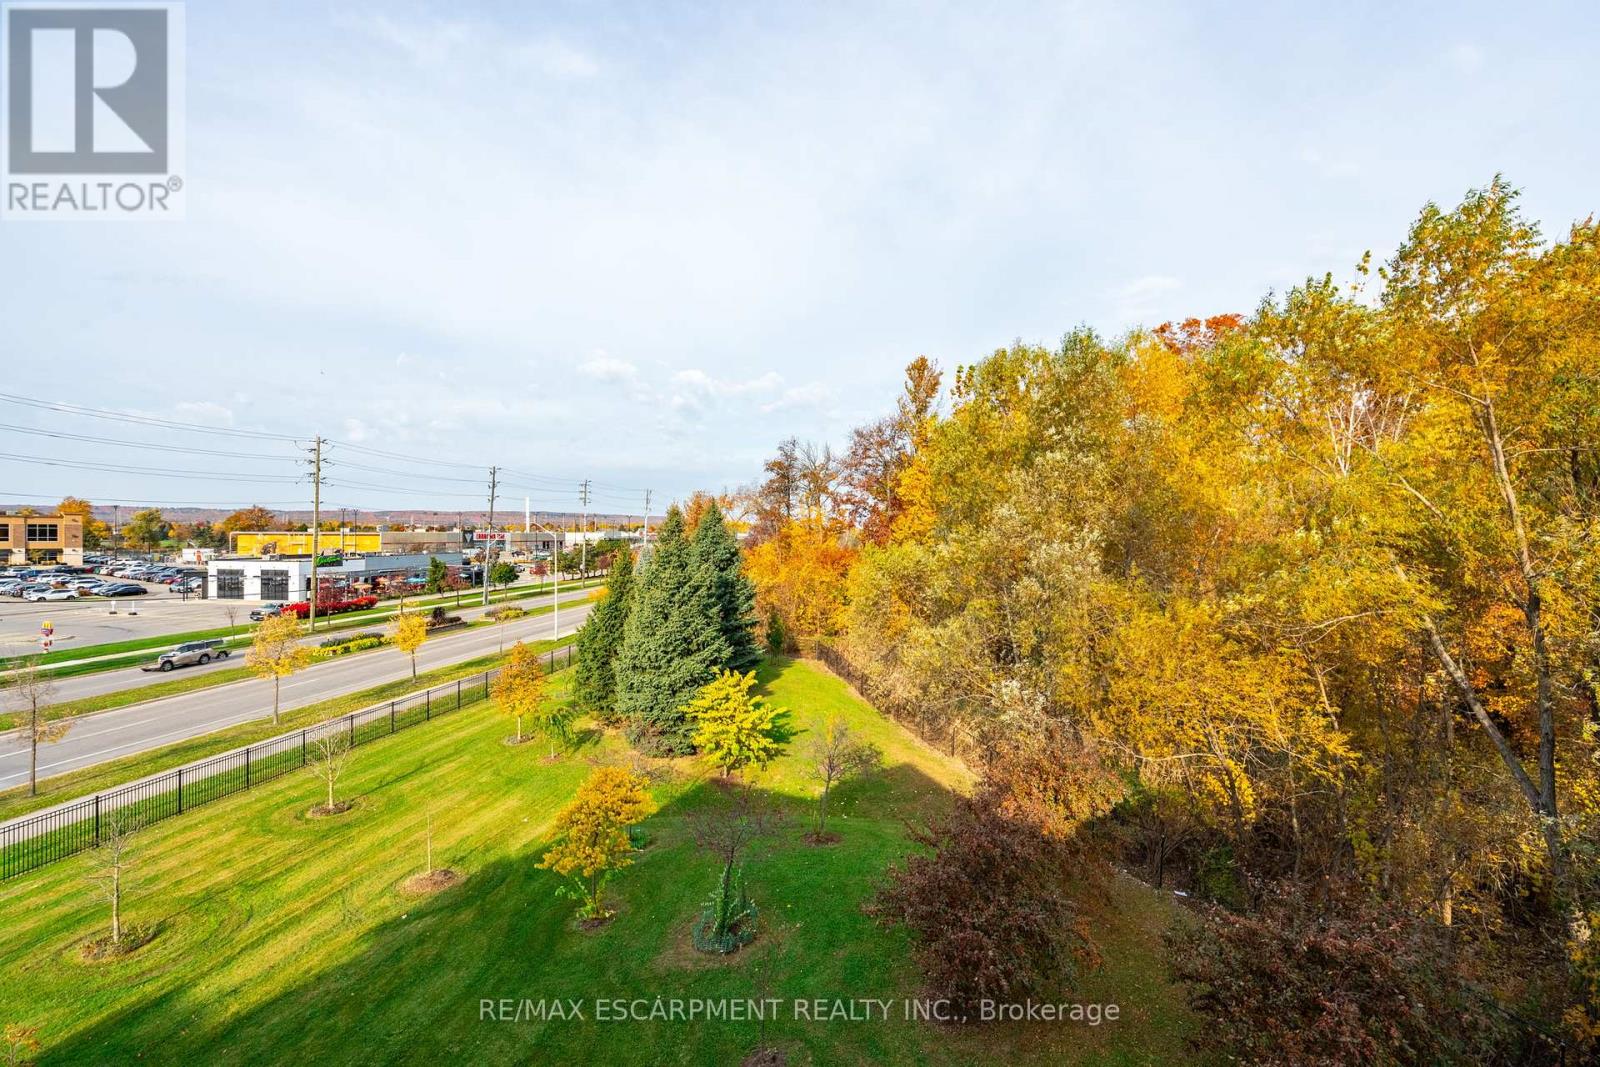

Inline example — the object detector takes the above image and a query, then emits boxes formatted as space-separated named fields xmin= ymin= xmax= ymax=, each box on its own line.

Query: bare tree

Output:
xmin=807 ymin=716 xmax=882 ymax=838
xmin=690 ymin=782 xmax=786 ymax=874
xmin=6 ymin=659 xmax=68 ymax=796
xmin=422 ymin=809 xmax=435 ymax=876
xmin=85 ymin=811 xmax=137 ymax=947
xmin=222 ymin=603 xmax=241 ymax=638
xmin=306 ymin=729 xmax=356 ymax=814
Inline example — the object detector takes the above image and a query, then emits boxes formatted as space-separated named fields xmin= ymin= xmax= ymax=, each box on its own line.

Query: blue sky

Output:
xmin=2 ymin=0 xmax=1597 ymax=516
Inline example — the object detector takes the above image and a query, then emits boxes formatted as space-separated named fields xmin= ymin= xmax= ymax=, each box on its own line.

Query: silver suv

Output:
xmin=145 ymin=639 xmax=231 ymax=672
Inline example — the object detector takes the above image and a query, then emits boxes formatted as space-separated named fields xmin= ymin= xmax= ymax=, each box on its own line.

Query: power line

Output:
xmin=0 ymin=421 xmax=299 ymax=460
xmin=0 ymin=391 xmax=299 ymax=440
xmin=0 ymin=452 xmax=303 ymax=482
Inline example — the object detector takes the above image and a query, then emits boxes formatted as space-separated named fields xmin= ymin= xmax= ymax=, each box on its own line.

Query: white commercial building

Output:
xmin=205 ymin=551 xmax=466 ymax=603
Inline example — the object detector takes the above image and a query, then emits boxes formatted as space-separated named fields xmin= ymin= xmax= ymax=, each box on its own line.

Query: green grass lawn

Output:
xmin=0 ymin=659 xmax=1194 ymax=1066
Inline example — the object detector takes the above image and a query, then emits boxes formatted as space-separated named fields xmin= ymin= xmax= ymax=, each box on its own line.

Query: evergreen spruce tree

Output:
xmin=572 ymin=548 xmax=635 ymax=722
xmin=614 ymin=507 xmax=727 ymax=754
xmin=688 ymin=502 xmax=761 ymax=671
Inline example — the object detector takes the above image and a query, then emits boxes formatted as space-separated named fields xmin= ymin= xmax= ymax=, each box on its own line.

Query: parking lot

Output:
xmin=0 ymin=580 xmax=250 ymax=657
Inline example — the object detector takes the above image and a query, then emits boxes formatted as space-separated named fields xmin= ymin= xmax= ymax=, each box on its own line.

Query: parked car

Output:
xmin=142 ymin=639 xmax=231 ymax=672
xmin=249 ymin=603 xmax=285 ymax=621
xmin=24 ymin=588 xmax=78 ymax=602
xmin=98 ymin=583 xmax=148 ymax=596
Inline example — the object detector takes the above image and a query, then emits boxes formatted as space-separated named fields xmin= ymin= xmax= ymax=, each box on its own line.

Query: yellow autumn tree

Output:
xmin=248 ymin=614 xmax=311 ymax=724
xmin=743 ymin=519 xmax=856 ymax=644
xmin=392 ymin=613 xmax=427 ymax=680
xmin=682 ymin=670 xmax=793 ymax=778
xmin=538 ymin=767 xmax=656 ymax=920
xmin=492 ymin=640 xmax=548 ymax=745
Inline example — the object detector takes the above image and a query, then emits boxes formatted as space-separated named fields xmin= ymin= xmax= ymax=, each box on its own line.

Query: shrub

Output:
xmin=488 ymin=605 xmax=527 ymax=622
xmin=282 ymin=596 xmax=377 ymax=619
xmin=318 ymin=631 xmax=384 ymax=649
xmin=869 ymin=793 xmax=1097 ymax=1019
xmin=692 ymin=864 xmax=758 ymax=954
xmin=1166 ymin=885 xmax=1527 ymax=1066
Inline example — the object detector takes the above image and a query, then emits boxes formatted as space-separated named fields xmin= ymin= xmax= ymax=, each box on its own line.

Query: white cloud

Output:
xmin=171 ymin=401 xmax=235 ymax=425
xmin=761 ymin=382 xmax=833 ymax=414
xmin=578 ymin=353 xmax=639 ymax=383
xmin=669 ymin=369 xmax=783 ymax=397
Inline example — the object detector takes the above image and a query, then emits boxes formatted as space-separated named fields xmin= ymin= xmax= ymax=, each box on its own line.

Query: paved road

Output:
xmin=18 ymin=583 xmax=586 ymax=703
xmin=0 ymin=592 xmax=594 ymax=791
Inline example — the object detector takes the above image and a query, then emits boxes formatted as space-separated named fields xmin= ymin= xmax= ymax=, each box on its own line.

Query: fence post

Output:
xmin=177 ymin=767 xmax=184 ymax=815
xmin=351 ymin=715 xmax=357 ymax=746
xmin=301 ymin=730 xmax=307 ymax=766
xmin=392 ymin=700 xmax=398 ymax=731
xmin=245 ymin=746 xmax=252 ymax=788
xmin=94 ymin=794 xmax=101 ymax=845
xmin=425 ymin=689 xmax=430 ymax=720
xmin=456 ymin=678 xmax=462 ymax=709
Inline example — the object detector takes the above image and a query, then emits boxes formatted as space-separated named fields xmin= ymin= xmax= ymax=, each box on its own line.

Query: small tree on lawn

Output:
xmin=492 ymin=641 xmax=547 ymax=744
xmin=85 ymin=811 xmax=137 ymax=949
xmin=307 ymin=729 xmax=355 ymax=815
xmin=534 ymin=694 xmax=577 ymax=760
xmin=393 ymin=613 xmax=428 ymax=680
xmin=249 ymin=614 xmax=311 ymax=724
xmin=539 ymin=767 xmax=656 ymax=922
xmin=6 ymin=659 xmax=68 ymax=797
xmin=2 ymin=1023 xmax=41 ymax=1067
xmin=807 ymin=715 xmax=882 ymax=840
xmin=683 ymin=670 xmax=793 ymax=779
xmin=689 ymin=783 xmax=784 ymax=953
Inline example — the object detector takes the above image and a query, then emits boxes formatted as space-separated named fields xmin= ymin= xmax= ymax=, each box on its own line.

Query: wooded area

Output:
xmin=742 ymin=180 xmax=1600 ymax=1061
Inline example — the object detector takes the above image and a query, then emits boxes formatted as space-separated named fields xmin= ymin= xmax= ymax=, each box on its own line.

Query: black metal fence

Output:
xmin=0 ymin=642 xmax=576 ymax=882
xmin=812 ymin=641 xmax=981 ymax=765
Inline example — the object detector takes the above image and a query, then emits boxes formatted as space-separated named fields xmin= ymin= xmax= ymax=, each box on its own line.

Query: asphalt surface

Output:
xmin=21 ymin=584 xmax=584 ymax=702
xmin=0 ymin=591 xmax=593 ymax=791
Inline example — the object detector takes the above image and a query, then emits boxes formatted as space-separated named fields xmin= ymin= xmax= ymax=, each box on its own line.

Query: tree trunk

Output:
xmin=1420 ymin=612 xmax=1566 ymax=882
xmin=111 ymin=871 xmax=122 ymax=944
xmin=273 ymin=675 xmax=281 ymax=725
xmin=29 ymin=711 xmax=38 ymax=796
xmin=411 ymin=654 xmax=417 ymax=681
xmin=327 ymin=775 xmax=335 ymax=810
xmin=817 ymin=780 xmax=831 ymax=833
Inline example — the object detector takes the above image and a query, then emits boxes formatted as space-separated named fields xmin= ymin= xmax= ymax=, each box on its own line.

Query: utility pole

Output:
xmin=483 ymin=466 xmax=499 ymax=607
xmin=307 ymin=435 xmax=324 ymax=632
xmin=641 ymin=489 xmax=652 ymax=571
xmin=578 ymin=479 xmax=591 ymax=579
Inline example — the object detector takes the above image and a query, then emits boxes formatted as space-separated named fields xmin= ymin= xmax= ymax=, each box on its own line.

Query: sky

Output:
xmin=2 ymin=0 xmax=1598 ymax=517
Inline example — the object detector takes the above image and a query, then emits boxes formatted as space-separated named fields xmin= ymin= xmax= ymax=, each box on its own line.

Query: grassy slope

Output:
xmin=0 ymin=659 xmax=1193 ymax=1066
